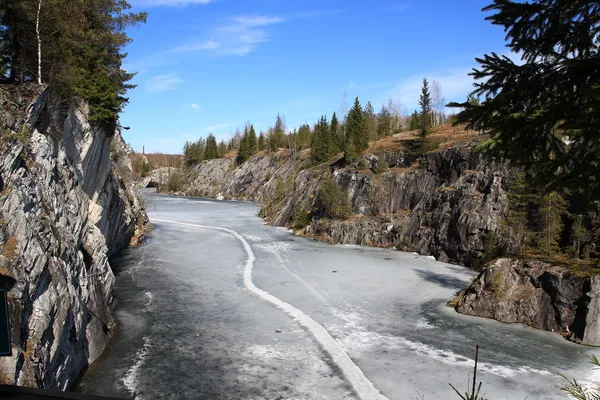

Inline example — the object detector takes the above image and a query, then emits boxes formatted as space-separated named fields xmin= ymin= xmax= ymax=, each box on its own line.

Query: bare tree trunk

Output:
xmin=36 ymin=0 xmax=43 ymax=85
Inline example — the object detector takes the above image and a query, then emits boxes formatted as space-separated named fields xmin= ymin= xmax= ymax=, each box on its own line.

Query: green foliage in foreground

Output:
xmin=314 ymin=178 xmax=351 ymax=220
xmin=1 ymin=0 xmax=146 ymax=125
xmin=449 ymin=0 xmax=600 ymax=201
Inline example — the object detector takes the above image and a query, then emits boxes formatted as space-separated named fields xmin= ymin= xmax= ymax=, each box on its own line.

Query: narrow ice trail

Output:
xmin=152 ymin=218 xmax=388 ymax=400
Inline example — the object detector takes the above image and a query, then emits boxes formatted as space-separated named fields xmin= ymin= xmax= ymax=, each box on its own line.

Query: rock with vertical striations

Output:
xmin=0 ymin=84 xmax=148 ymax=389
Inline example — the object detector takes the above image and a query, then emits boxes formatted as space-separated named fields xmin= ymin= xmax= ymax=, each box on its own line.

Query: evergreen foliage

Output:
xmin=204 ymin=134 xmax=218 ymax=160
xmin=248 ymin=125 xmax=257 ymax=155
xmin=330 ymin=112 xmax=342 ymax=152
xmin=503 ymin=170 xmax=537 ymax=257
xmin=419 ymin=78 xmax=432 ymax=137
xmin=217 ymin=140 xmax=227 ymax=158
xmin=236 ymin=131 xmax=250 ymax=164
xmin=377 ymin=105 xmax=392 ymax=138
xmin=409 ymin=111 xmax=420 ymax=131
xmin=449 ymin=0 xmax=600 ymax=200
xmin=363 ymin=101 xmax=378 ymax=140
xmin=314 ymin=178 xmax=351 ymax=220
xmin=570 ymin=214 xmax=586 ymax=258
xmin=310 ymin=115 xmax=333 ymax=163
xmin=297 ymin=124 xmax=311 ymax=150
xmin=0 ymin=0 xmax=146 ymax=125
xmin=344 ymin=97 xmax=367 ymax=161
xmin=537 ymin=191 xmax=569 ymax=256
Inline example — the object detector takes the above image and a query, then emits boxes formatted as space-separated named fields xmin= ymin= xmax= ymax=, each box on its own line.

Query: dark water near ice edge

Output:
xmin=76 ymin=192 xmax=598 ymax=400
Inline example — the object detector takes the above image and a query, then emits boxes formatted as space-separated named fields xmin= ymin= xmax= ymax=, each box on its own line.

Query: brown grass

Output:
xmin=2 ymin=237 xmax=17 ymax=259
xmin=364 ymin=123 xmax=480 ymax=155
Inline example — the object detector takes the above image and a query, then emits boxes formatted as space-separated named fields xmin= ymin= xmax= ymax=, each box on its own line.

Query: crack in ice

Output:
xmin=152 ymin=218 xmax=388 ymax=400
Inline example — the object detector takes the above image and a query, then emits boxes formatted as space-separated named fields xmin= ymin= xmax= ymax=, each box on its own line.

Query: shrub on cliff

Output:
xmin=313 ymin=179 xmax=351 ymax=220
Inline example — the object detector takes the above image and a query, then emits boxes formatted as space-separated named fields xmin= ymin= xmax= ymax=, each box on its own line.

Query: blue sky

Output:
xmin=121 ymin=0 xmax=510 ymax=154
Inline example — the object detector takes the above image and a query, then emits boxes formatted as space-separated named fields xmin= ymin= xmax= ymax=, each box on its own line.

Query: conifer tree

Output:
xmin=217 ymin=140 xmax=227 ymax=158
xmin=344 ymin=97 xmax=367 ymax=161
xmin=236 ymin=132 xmax=250 ymax=164
xmin=297 ymin=124 xmax=311 ymax=150
xmin=311 ymin=116 xmax=332 ymax=163
xmin=330 ymin=112 xmax=342 ymax=153
xmin=204 ymin=134 xmax=218 ymax=160
xmin=364 ymin=101 xmax=378 ymax=140
xmin=503 ymin=170 xmax=537 ymax=258
xmin=377 ymin=105 xmax=392 ymax=138
xmin=419 ymin=78 xmax=432 ymax=137
xmin=248 ymin=125 xmax=257 ymax=155
xmin=449 ymin=0 xmax=600 ymax=200
xmin=0 ymin=0 xmax=146 ymax=124
xmin=409 ymin=111 xmax=420 ymax=131
xmin=538 ymin=191 xmax=569 ymax=256
xmin=258 ymin=133 xmax=265 ymax=151
xmin=570 ymin=215 xmax=586 ymax=258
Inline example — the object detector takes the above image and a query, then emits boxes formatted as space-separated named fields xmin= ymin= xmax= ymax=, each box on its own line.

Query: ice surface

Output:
xmin=78 ymin=194 xmax=597 ymax=400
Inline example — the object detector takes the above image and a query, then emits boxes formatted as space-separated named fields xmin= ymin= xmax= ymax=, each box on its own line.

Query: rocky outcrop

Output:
xmin=180 ymin=145 xmax=510 ymax=268
xmin=0 ymin=84 xmax=147 ymax=388
xmin=453 ymin=258 xmax=599 ymax=346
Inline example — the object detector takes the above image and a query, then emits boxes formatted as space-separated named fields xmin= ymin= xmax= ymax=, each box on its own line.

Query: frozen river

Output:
xmin=78 ymin=193 xmax=596 ymax=399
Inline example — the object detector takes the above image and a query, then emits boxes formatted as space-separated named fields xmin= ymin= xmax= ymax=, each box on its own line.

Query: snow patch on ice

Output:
xmin=123 ymin=336 xmax=152 ymax=399
xmin=143 ymin=290 xmax=153 ymax=312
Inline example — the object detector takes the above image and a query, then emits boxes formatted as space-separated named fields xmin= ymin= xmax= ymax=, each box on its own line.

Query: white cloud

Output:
xmin=147 ymin=73 xmax=183 ymax=93
xmin=171 ymin=15 xmax=286 ymax=57
xmin=204 ymin=123 xmax=232 ymax=131
xmin=188 ymin=103 xmax=201 ymax=110
xmin=130 ymin=0 xmax=212 ymax=7
xmin=171 ymin=39 xmax=220 ymax=53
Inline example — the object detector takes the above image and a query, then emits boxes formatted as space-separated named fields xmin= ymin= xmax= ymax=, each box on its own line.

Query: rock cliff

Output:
xmin=179 ymin=143 xmax=510 ymax=268
xmin=453 ymin=258 xmax=600 ymax=346
xmin=0 ymin=85 xmax=147 ymax=388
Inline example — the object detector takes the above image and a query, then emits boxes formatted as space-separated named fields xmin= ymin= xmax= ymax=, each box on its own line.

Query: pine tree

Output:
xmin=217 ymin=140 xmax=227 ymax=158
xmin=538 ymin=191 xmax=569 ymax=257
xmin=204 ymin=134 xmax=218 ymax=160
xmin=311 ymin=115 xmax=332 ymax=163
xmin=248 ymin=125 xmax=257 ymax=155
xmin=344 ymin=97 xmax=367 ymax=161
xmin=409 ymin=111 xmax=420 ymax=131
xmin=268 ymin=128 xmax=277 ymax=152
xmin=419 ymin=78 xmax=432 ymax=137
xmin=258 ymin=133 xmax=265 ymax=151
xmin=297 ymin=124 xmax=311 ymax=150
xmin=570 ymin=215 xmax=586 ymax=258
xmin=0 ymin=0 xmax=146 ymax=124
xmin=273 ymin=114 xmax=286 ymax=149
xmin=364 ymin=101 xmax=378 ymax=140
xmin=504 ymin=170 xmax=537 ymax=258
xmin=449 ymin=0 xmax=600 ymax=201
xmin=330 ymin=112 xmax=342 ymax=153
xmin=377 ymin=105 xmax=392 ymax=138
xmin=236 ymin=133 xmax=250 ymax=165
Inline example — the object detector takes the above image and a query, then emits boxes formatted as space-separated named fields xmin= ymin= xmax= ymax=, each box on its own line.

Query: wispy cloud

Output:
xmin=171 ymin=15 xmax=286 ymax=56
xmin=130 ymin=0 xmax=212 ymax=7
xmin=147 ymin=73 xmax=183 ymax=93
xmin=171 ymin=39 xmax=219 ymax=53
xmin=187 ymin=103 xmax=202 ymax=110
xmin=204 ymin=123 xmax=232 ymax=131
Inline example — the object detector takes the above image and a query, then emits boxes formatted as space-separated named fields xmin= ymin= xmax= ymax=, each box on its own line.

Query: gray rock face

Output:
xmin=182 ymin=146 xmax=509 ymax=268
xmin=0 ymin=85 xmax=147 ymax=388
xmin=454 ymin=258 xmax=599 ymax=346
